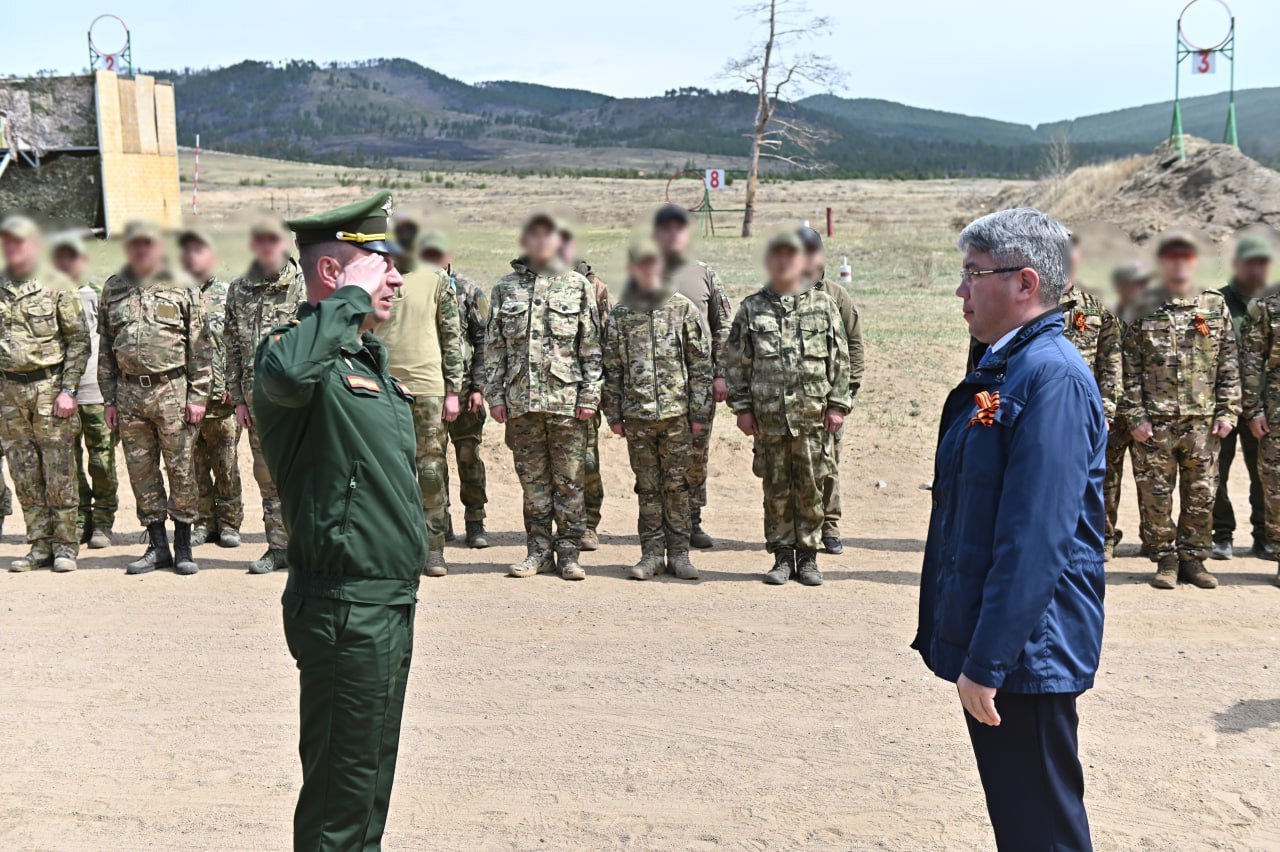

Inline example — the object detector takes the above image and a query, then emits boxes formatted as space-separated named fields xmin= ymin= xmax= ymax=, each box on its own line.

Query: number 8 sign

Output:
xmin=705 ymin=169 xmax=725 ymax=190
xmin=1192 ymin=51 xmax=1216 ymax=75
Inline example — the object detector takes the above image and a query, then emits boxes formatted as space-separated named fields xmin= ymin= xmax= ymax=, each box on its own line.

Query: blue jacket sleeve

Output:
xmin=962 ymin=371 xmax=1100 ymax=688
xmin=255 ymin=286 xmax=370 ymax=409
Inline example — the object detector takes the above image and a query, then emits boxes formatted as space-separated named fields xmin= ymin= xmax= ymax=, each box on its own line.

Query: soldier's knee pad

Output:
xmin=421 ymin=462 xmax=445 ymax=496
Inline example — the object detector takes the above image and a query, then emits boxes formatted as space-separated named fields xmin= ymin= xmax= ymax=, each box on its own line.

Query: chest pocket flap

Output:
xmin=750 ymin=314 xmax=781 ymax=357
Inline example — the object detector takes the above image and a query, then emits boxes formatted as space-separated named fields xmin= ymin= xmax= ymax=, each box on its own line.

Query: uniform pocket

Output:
xmin=153 ymin=296 xmax=183 ymax=327
xmin=21 ymin=298 xmax=57 ymax=337
xmin=501 ymin=300 xmax=530 ymax=339
xmin=750 ymin=315 xmax=781 ymax=358
xmin=547 ymin=297 xmax=579 ymax=339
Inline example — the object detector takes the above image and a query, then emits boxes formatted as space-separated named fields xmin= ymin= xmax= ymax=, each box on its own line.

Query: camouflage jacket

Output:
xmin=98 ymin=265 xmax=213 ymax=406
xmin=1120 ymin=287 xmax=1241 ymax=424
xmin=450 ymin=268 xmax=489 ymax=396
xmin=725 ymin=284 xmax=851 ymax=436
xmin=575 ymin=260 xmax=613 ymax=327
xmin=0 ymin=267 xmax=90 ymax=389
xmin=664 ymin=257 xmax=731 ymax=379
xmin=1239 ymin=285 xmax=1280 ymax=422
xmin=602 ymin=284 xmax=712 ymax=427
xmin=813 ymin=269 xmax=864 ymax=398
xmin=1060 ymin=285 xmax=1122 ymax=423
xmin=485 ymin=258 xmax=603 ymax=418
xmin=201 ymin=276 xmax=232 ymax=402
xmin=225 ymin=257 xmax=306 ymax=407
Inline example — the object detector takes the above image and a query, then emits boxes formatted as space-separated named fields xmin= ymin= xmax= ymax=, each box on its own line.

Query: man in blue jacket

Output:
xmin=914 ymin=207 xmax=1106 ymax=851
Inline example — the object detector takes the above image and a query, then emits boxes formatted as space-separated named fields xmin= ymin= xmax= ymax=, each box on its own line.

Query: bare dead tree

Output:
xmin=1042 ymin=130 xmax=1074 ymax=182
xmin=723 ymin=0 xmax=846 ymax=237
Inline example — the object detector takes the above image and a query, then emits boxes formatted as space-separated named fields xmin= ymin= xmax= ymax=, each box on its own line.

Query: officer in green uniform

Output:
xmin=254 ymin=191 xmax=427 ymax=851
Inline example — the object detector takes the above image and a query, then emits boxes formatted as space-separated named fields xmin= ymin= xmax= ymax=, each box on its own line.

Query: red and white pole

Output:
xmin=192 ymin=134 xmax=201 ymax=216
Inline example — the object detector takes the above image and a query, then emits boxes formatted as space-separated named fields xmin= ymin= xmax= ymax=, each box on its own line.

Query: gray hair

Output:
xmin=958 ymin=207 xmax=1072 ymax=306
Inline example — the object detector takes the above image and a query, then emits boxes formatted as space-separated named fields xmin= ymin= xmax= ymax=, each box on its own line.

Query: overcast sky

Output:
xmin=5 ymin=0 xmax=1276 ymax=126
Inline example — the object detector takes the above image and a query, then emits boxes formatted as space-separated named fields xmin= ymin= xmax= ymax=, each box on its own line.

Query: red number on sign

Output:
xmin=105 ymin=54 xmax=116 ymax=70
xmin=1198 ymin=52 xmax=1211 ymax=73
xmin=710 ymin=171 xmax=720 ymax=188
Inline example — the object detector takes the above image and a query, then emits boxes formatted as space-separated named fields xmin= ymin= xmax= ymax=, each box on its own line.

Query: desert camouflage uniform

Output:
xmin=602 ymin=284 xmax=712 ymax=554
xmin=444 ymin=270 xmax=490 ymax=522
xmin=486 ymin=259 xmax=602 ymax=559
xmin=1121 ymin=288 xmax=1241 ymax=561
xmin=812 ymin=269 xmax=864 ymax=539
xmin=576 ymin=260 xmax=612 ymax=532
xmin=0 ymin=267 xmax=90 ymax=557
xmin=226 ymin=258 xmax=305 ymax=550
xmin=726 ymin=285 xmax=850 ymax=553
xmin=194 ymin=275 xmax=243 ymax=533
xmin=1239 ymin=287 xmax=1280 ymax=552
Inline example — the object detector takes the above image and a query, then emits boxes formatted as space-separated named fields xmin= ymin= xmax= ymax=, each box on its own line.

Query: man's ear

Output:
xmin=1018 ymin=267 xmax=1042 ymax=303
xmin=315 ymin=255 xmax=343 ymax=296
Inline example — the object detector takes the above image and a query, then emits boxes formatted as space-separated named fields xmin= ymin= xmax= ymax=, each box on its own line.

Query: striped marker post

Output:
xmin=192 ymin=134 xmax=201 ymax=215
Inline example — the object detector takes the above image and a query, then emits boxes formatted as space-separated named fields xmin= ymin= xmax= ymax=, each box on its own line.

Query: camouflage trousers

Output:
xmin=0 ymin=376 xmax=80 ymax=553
xmin=0 ymin=457 xmax=10 ymax=519
xmin=247 ymin=418 xmax=288 ymax=550
xmin=753 ymin=430 xmax=834 ymax=553
xmin=410 ymin=396 xmax=449 ymax=551
xmin=1255 ymin=430 xmax=1280 ymax=550
xmin=585 ymin=413 xmax=604 ymax=531
xmin=1130 ymin=417 xmax=1219 ymax=561
xmin=822 ymin=425 xmax=844 ymax=537
xmin=687 ymin=414 xmax=714 ymax=512
xmin=623 ymin=417 xmax=693 ymax=553
xmin=504 ymin=412 xmax=588 ymax=554
xmin=117 ymin=379 xmax=199 ymax=526
xmin=195 ymin=405 xmax=243 ymax=532
xmin=444 ymin=407 xmax=487 ymax=522
xmin=76 ymin=404 xmax=119 ymax=533
xmin=1104 ymin=424 xmax=1133 ymax=548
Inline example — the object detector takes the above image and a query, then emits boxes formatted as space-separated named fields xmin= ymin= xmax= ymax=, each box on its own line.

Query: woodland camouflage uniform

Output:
xmin=194 ymin=274 xmax=243 ymax=536
xmin=1213 ymin=278 xmax=1266 ymax=552
xmin=443 ymin=269 xmax=490 ymax=526
xmin=1239 ymin=287 xmax=1280 ymax=561
xmin=575 ymin=259 xmax=612 ymax=537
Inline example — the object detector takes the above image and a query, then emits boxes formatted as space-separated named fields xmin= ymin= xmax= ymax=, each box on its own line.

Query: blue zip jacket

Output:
xmin=913 ymin=311 xmax=1106 ymax=694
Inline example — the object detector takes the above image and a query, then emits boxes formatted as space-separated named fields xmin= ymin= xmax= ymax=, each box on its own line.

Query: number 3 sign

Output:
xmin=705 ymin=169 xmax=725 ymax=190
xmin=1192 ymin=51 xmax=1216 ymax=74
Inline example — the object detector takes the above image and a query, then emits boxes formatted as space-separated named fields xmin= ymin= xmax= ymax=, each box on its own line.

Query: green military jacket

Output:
xmin=226 ymin=256 xmax=306 ymax=408
xmin=98 ymin=265 xmax=212 ymax=406
xmin=484 ymin=258 xmax=603 ymax=418
xmin=812 ymin=269 xmax=865 ymax=399
xmin=602 ymin=283 xmax=713 ymax=427
xmin=450 ymin=268 xmax=489 ymax=397
xmin=1120 ymin=286 xmax=1241 ymax=424
xmin=1060 ymin=285 xmax=1122 ymax=423
xmin=0 ymin=266 xmax=90 ymax=388
xmin=664 ymin=257 xmax=731 ymax=379
xmin=201 ymin=276 xmax=232 ymax=403
xmin=725 ymin=284 xmax=851 ymax=436
xmin=1239 ymin=284 xmax=1280 ymax=422
xmin=254 ymin=286 xmax=427 ymax=604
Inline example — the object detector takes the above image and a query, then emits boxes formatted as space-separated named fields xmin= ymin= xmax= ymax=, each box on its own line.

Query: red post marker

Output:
xmin=826 ymin=207 xmax=833 ymax=238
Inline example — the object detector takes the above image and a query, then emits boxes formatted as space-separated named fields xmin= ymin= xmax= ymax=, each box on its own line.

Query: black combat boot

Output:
xmin=795 ymin=550 xmax=824 ymax=586
xmin=690 ymin=508 xmax=713 ymax=549
xmin=173 ymin=522 xmax=199 ymax=575
xmin=764 ymin=548 xmax=795 ymax=585
xmin=444 ymin=516 xmax=456 ymax=543
xmin=465 ymin=520 xmax=489 ymax=549
xmin=127 ymin=522 xmax=174 ymax=575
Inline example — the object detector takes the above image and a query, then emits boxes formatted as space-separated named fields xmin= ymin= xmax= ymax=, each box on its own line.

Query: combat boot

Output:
xmin=690 ymin=508 xmax=713 ymax=549
xmin=822 ymin=534 xmax=843 ymax=555
xmin=248 ymin=547 xmax=287 ymax=575
xmin=508 ymin=546 xmax=553 ymax=578
xmin=80 ymin=517 xmax=94 ymax=545
xmin=444 ymin=516 xmax=456 ymax=544
xmin=558 ymin=545 xmax=586 ymax=581
xmin=667 ymin=549 xmax=699 ymax=581
xmin=88 ymin=527 xmax=113 ymax=549
xmin=764 ymin=548 xmax=795 ymax=585
xmin=425 ymin=549 xmax=448 ymax=578
xmin=580 ymin=528 xmax=600 ymax=551
xmin=217 ymin=529 xmax=241 ymax=548
xmin=628 ymin=548 xmax=665 ymax=581
xmin=51 ymin=546 xmax=78 ymax=573
xmin=795 ymin=550 xmax=824 ymax=586
xmin=1151 ymin=554 xmax=1178 ymax=590
xmin=1180 ymin=557 xmax=1218 ymax=589
xmin=10 ymin=544 xmax=53 ymax=573
xmin=173 ymin=522 xmax=198 ymax=575
xmin=1210 ymin=539 xmax=1233 ymax=561
xmin=128 ymin=522 xmax=173 ymax=575
xmin=192 ymin=525 xmax=212 ymax=546
xmin=465 ymin=520 xmax=489 ymax=549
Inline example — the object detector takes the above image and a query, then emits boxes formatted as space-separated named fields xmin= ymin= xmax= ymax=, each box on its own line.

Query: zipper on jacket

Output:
xmin=651 ymin=312 xmax=659 ymax=414
xmin=341 ymin=461 xmax=360 ymax=534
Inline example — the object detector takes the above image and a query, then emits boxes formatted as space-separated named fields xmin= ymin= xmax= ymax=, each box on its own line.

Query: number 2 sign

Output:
xmin=705 ymin=169 xmax=725 ymax=190
xmin=1192 ymin=51 xmax=1216 ymax=75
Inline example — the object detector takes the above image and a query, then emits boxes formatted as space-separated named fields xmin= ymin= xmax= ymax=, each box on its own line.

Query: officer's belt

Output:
xmin=286 ymin=571 xmax=420 ymax=604
xmin=121 ymin=367 xmax=186 ymax=388
xmin=0 ymin=364 xmax=62 ymax=384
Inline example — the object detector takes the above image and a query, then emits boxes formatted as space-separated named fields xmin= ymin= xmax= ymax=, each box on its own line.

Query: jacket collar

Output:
xmin=966 ymin=310 xmax=1064 ymax=385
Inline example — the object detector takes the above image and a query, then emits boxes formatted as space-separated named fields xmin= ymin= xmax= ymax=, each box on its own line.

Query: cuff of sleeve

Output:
xmin=961 ymin=657 xmax=1006 ymax=690
xmin=187 ymin=390 xmax=209 ymax=407
xmin=333 ymin=285 xmax=374 ymax=314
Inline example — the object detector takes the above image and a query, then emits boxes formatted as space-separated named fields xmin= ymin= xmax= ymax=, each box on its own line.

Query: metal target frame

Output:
xmin=88 ymin=14 xmax=132 ymax=76
xmin=1170 ymin=0 xmax=1237 ymax=159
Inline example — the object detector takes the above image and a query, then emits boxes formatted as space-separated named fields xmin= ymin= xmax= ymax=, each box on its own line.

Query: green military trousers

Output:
xmin=444 ymin=407 xmax=487 ymax=522
xmin=821 ymin=425 xmax=844 ymax=538
xmin=752 ymin=431 xmax=834 ymax=553
xmin=584 ymin=413 xmax=604 ymax=531
xmin=283 ymin=589 xmax=415 ymax=852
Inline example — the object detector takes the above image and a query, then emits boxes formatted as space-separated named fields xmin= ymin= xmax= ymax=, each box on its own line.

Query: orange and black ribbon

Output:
xmin=1074 ymin=311 xmax=1088 ymax=332
xmin=1194 ymin=314 xmax=1211 ymax=337
xmin=969 ymin=390 xmax=1000 ymax=428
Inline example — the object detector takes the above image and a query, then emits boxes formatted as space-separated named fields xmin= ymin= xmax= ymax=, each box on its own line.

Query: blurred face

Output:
xmin=559 ymin=234 xmax=577 ymax=264
xmin=1234 ymin=257 xmax=1271 ymax=295
xmin=1068 ymin=243 xmax=1082 ymax=287
xmin=250 ymin=233 xmax=288 ymax=271
xmin=521 ymin=223 xmax=561 ymax=268
xmin=125 ymin=237 xmax=164 ymax=277
xmin=393 ymin=222 xmax=419 ymax=253
xmin=2 ymin=234 xmax=40 ymax=277
xmin=629 ymin=256 xmax=663 ymax=290
xmin=420 ymin=249 xmax=450 ymax=268
xmin=1157 ymin=246 xmax=1198 ymax=293
xmin=180 ymin=241 xmax=217 ymax=279
xmin=653 ymin=221 xmax=691 ymax=258
xmin=803 ymin=247 xmax=827 ymax=280
xmin=1113 ymin=278 xmax=1150 ymax=312
xmin=765 ymin=246 xmax=804 ymax=287
xmin=52 ymin=247 xmax=87 ymax=281
xmin=957 ymin=248 xmax=1039 ymax=345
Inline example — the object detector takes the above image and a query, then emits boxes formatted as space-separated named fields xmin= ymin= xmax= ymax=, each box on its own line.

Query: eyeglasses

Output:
xmin=960 ymin=266 xmax=1026 ymax=284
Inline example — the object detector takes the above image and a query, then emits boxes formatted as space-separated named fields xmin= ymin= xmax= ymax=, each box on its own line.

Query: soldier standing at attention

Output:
xmin=226 ymin=218 xmax=305 ymax=574
xmin=603 ymin=239 xmax=712 ymax=581
xmin=558 ymin=222 xmax=611 ymax=551
xmin=1122 ymin=231 xmax=1240 ymax=590
xmin=51 ymin=232 xmax=118 ymax=549
xmin=653 ymin=204 xmax=731 ymax=549
xmin=726 ymin=232 xmax=850 ymax=586
xmin=254 ymin=192 xmax=426 ymax=851
xmin=99 ymin=221 xmax=212 ymax=575
xmin=486 ymin=212 xmax=603 ymax=581
xmin=420 ymin=231 xmax=491 ymax=548
xmin=179 ymin=230 xmax=243 ymax=549
xmin=1211 ymin=235 xmax=1273 ymax=560
xmin=1241 ymin=248 xmax=1280 ymax=587
xmin=798 ymin=224 xmax=863 ymax=555
xmin=0 ymin=216 xmax=90 ymax=573
xmin=377 ymin=234 xmax=463 ymax=576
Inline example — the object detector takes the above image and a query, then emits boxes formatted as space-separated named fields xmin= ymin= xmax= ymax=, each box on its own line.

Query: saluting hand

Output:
xmin=1251 ymin=415 xmax=1271 ymax=439
xmin=443 ymin=393 xmax=460 ymax=423
xmin=957 ymin=674 xmax=1001 ymax=727
xmin=337 ymin=252 xmax=390 ymax=298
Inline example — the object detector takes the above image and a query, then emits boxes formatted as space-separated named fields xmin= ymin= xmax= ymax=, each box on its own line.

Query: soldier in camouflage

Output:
xmin=0 ymin=216 xmax=91 ymax=573
xmin=179 ymin=230 xmax=243 ymax=549
xmin=1121 ymin=231 xmax=1240 ymax=589
xmin=99 ymin=221 xmax=213 ymax=575
xmin=726 ymin=231 xmax=851 ymax=586
xmin=419 ymin=231 xmax=491 ymax=548
xmin=603 ymin=239 xmax=713 ymax=581
xmin=653 ymin=204 xmax=731 ymax=549
xmin=226 ymin=218 xmax=306 ymax=573
xmin=1238 ymin=241 xmax=1280 ymax=587
xmin=559 ymin=222 xmax=612 ymax=551
xmin=486 ymin=213 xmax=603 ymax=581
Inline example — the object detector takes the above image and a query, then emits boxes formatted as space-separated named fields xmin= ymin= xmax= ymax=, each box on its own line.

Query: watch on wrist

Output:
xmin=61 ymin=387 xmax=78 ymax=398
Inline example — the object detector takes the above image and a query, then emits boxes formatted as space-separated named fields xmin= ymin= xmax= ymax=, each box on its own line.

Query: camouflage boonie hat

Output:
xmin=0 ymin=215 xmax=40 ymax=241
xmin=765 ymin=230 xmax=804 ymax=255
xmin=286 ymin=190 xmax=400 ymax=256
xmin=1236 ymin=235 xmax=1274 ymax=262
xmin=1156 ymin=229 xmax=1199 ymax=255
xmin=177 ymin=228 xmax=215 ymax=250
xmin=627 ymin=238 xmax=661 ymax=264
xmin=50 ymin=232 xmax=87 ymax=256
xmin=416 ymin=230 xmax=451 ymax=255
xmin=123 ymin=220 xmax=161 ymax=243
xmin=1111 ymin=261 xmax=1154 ymax=286
xmin=250 ymin=216 xmax=289 ymax=240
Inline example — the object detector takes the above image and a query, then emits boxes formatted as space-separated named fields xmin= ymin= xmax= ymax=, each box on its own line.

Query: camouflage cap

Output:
xmin=416 ymin=229 xmax=451 ymax=255
xmin=627 ymin=238 xmax=661 ymax=264
xmin=1156 ymin=229 xmax=1199 ymax=255
xmin=123 ymin=220 xmax=161 ymax=244
xmin=1111 ymin=261 xmax=1154 ymax=287
xmin=0 ymin=215 xmax=40 ymax=241
xmin=765 ymin=230 xmax=804 ymax=255
xmin=286 ymin=190 xmax=400 ymax=256
xmin=521 ymin=211 xmax=561 ymax=235
xmin=50 ymin=232 xmax=87 ymax=256
xmin=1236 ymin=235 xmax=1274 ymax=262
xmin=250 ymin=216 xmax=289 ymax=241
xmin=177 ymin=228 xmax=216 ymax=250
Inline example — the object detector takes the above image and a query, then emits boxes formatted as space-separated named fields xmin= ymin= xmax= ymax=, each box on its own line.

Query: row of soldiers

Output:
xmin=971 ymin=228 xmax=1280 ymax=589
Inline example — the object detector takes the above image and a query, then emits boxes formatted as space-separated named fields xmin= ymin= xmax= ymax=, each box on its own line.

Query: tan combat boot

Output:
xmin=51 ymin=546 xmax=78 ymax=573
xmin=557 ymin=545 xmax=586 ymax=581
xmin=424 ymin=549 xmax=448 ymax=578
xmin=580 ymin=529 xmax=600 ymax=551
xmin=1180 ymin=557 xmax=1219 ymax=589
xmin=508 ymin=546 xmax=553 ymax=578
xmin=666 ymin=550 xmax=699 ymax=581
xmin=1152 ymin=554 xmax=1178 ymax=590
xmin=11 ymin=544 xmax=53 ymax=573
xmin=628 ymin=549 xmax=665 ymax=581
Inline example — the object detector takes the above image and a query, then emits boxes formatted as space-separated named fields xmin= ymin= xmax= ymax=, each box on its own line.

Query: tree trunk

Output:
xmin=742 ymin=133 xmax=762 ymax=238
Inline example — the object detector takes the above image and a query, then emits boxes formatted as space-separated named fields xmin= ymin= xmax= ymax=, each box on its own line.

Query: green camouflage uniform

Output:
xmin=1060 ymin=286 xmax=1123 ymax=425
xmin=194 ymin=275 xmax=243 ymax=533
xmin=99 ymin=266 xmax=212 ymax=526
xmin=0 ymin=267 xmax=90 ymax=556
xmin=812 ymin=269 xmax=864 ymax=538
xmin=726 ymin=285 xmax=851 ymax=553
xmin=1105 ymin=308 xmax=1137 ymax=551
xmin=75 ymin=280 xmax=119 ymax=535
xmin=486 ymin=258 xmax=603 ymax=559
xmin=1239 ymin=286 xmax=1280 ymax=551
xmin=1213 ymin=280 xmax=1265 ymax=549
xmin=576 ymin=260 xmax=612 ymax=532
xmin=444 ymin=269 xmax=489 ymax=522
xmin=602 ymin=283 xmax=712 ymax=554
xmin=226 ymin=258 xmax=305 ymax=550
xmin=1121 ymin=287 xmax=1241 ymax=561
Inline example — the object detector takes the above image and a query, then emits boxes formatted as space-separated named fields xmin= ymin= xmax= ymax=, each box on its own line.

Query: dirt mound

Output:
xmin=988 ymin=137 xmax=1280 ymax=244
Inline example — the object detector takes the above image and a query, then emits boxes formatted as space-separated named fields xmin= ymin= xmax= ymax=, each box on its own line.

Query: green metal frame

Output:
xmin=88 ymin=15 xmax=133 ymax=76
xmin=1170 ymin=2 xmax=1237 ymax=159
